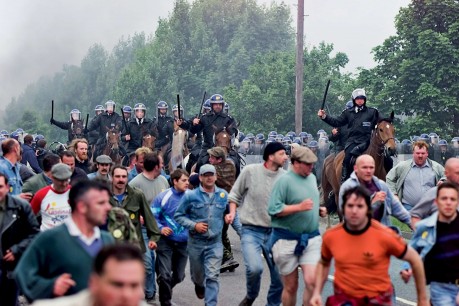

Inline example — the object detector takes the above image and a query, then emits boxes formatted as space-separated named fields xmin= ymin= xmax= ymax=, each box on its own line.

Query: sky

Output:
xmin=0 ymin=0 xmax=411 ymax=110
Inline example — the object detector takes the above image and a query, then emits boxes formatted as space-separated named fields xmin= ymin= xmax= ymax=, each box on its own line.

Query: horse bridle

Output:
xmin=374 ymin=122 xmax=396 ymax=157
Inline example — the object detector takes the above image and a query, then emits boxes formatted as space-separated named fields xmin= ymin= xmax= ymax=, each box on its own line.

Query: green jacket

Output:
xmin=386 ymin=158 xmax=444 ymax=200
xmin=109 ymin=185 xmax=160 ymax=252
xmin=22 ymin=173 xmax=50 ymax=196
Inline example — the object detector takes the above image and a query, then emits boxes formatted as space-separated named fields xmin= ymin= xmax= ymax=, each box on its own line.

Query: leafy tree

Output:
xmin=358 ymin=0 xmax=459 ymax=139
xmin=226 ymin=43 xmax=354 ymax=134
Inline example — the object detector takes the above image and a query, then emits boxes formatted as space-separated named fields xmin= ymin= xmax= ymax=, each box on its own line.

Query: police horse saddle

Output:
xmin=321 ymin=111 xmax=397 ymax=219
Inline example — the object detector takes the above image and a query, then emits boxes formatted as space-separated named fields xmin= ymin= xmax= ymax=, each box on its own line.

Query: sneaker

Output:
xmin=145 ymin=295 xmax=156 ymax=305
xmin=195 ymin=284 xmax=205 ymax=299
xmin=239 ymin=296 xmax=255 ymax=306
xmin=220 ymin=258 xmax=239 ymax=273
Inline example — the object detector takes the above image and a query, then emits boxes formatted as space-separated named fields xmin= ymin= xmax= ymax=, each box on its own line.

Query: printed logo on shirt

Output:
xmin=421 ymin=231 xmax=428 ymax=239
xmin=220 ymin=192 xmax=226 ymax=198
xmin=362 ymin=122 xmax=371 ymax=127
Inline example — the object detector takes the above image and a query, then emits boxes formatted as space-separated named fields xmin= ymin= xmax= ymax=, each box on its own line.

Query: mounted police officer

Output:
xmin=50 ymin=109 xmax=86 ymax=143
xmin=121 ymin=103 xmax=157 ymax=154
xmin=177 ymin=93 xmax=238 ymax=172
xmin=88 ymin=105 xmax=104 ymax=148
xmin=86 ymin=100 xmax=123 ymax=159
xmin=154 ymin=101 xmax=173 ymax=150
xmin=185 ymin=99 xmax=211 ymax=173
xmin=122 ymin=105 xmax=132 ymax=122
xmin=318 ymin=88 xmax=379 ymax=183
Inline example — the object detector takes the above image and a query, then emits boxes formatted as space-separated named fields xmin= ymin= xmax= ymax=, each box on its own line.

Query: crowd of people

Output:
xmin=0 ymin=89 xmax=458 ymax=306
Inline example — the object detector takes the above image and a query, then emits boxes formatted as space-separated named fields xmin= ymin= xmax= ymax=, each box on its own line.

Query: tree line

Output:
xmin=4 ymin=0 xmax=458 ymax=142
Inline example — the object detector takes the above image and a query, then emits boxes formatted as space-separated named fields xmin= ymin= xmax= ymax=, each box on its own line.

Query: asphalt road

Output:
xmin=167 ymin=220 xmax=420 ymax=306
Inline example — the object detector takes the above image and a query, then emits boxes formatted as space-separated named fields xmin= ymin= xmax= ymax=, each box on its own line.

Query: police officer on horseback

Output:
xmin=184 ymin=100 xmax=211 ymax=173
xmin=318 ymin=89 xmax=379 ymax=184
xmin=122 ymin=103 xmax=157 ymax=154
xmin=177 ymin=93 xmax=238 ymax=172
xmin=88 ymin=105 xmax=104 ymax=147
xmin=154 ymin=101 xmax=173 ymax=150
xmin=50 ymin=109 xmax=86 ymax=143
xmin=87 ymin=100 xmax=123 ymax=159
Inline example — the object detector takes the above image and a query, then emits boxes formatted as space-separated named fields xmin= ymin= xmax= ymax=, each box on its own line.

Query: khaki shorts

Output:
xmin=272 ymin=236 xmax=322 ymax=275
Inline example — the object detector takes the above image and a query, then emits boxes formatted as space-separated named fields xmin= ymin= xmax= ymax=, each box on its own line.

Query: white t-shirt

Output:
xmin=31 ymin=185 xmax=71 ymax=231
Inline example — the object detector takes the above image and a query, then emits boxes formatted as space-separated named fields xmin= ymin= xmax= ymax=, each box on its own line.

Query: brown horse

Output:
xmin=213 ymin=126 xmax=232 ymax=154
xmin=103 ymin=128 xmax=123 ymax=165
xmin=142 ymin=134 xmax=156 ymax=151
xmin=321 ymin=112 xmax=396 ymax=217
xmin=169 ymin=121 xmax=189 ymax=171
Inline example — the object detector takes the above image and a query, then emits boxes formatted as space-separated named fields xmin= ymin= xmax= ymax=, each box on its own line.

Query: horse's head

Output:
xmin=142 ymin=133 xmax=156 ymax=149
xmin=106 ymin=128 xmax=121 ymax=151
xmin=375 ymin=111 xmax=396 ymax=156
xmin=212 ymin=125 xmax=231 ymax=153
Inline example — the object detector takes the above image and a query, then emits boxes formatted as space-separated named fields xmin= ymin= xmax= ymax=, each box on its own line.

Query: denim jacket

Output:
xmin=174 ymin=185 xmax=228 ymax=241
xmin=0 ymin=157 xmax=23 ymax=195
xmin=402 ymin=212 xmax=438 ymax=271
xmin=339 ymin=171 xmax=411 ymax=227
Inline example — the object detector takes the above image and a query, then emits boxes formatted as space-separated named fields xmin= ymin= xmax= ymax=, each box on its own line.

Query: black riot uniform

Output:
xmin=87 ymin=109 xmax=123 ymax=159
xmin=321 ymin=89 xmax=379 ymax=182
xmin=50 ymin=109 xmax=86 ymax=143
xmin=155 ymin=114 xmax=174 ymax=149
xmin=121 ymin=117 xmax=157 ymax=153
xmin=181 ymin=109 xmax=237 ymax=172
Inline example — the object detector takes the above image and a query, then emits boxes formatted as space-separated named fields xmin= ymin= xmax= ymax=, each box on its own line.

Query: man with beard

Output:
xmin=15 ymin=180 xmax=115 ymax=302
xmin=70 ymin=138 xmax=91 ymax=174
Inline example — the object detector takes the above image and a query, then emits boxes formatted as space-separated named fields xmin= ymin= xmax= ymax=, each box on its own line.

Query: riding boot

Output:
xmin=340 ymin=165 xmax=349 ymax=185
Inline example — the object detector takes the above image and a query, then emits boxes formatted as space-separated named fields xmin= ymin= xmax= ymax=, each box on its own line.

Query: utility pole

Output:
xmin=295 ymin=0 xmax=304 ymax=134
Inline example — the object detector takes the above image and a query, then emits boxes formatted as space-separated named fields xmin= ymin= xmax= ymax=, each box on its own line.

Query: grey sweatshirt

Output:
xmin=228 ymin=164 xmax=285 ymax=227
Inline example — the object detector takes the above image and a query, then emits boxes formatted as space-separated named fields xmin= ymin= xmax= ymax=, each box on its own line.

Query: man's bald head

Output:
xmin=355 ymin=154 xmax=375 ymax=167
xmin=354 ymin=154 xmax=375 ymax=183
xmin=445 ymin=158 xmax=459 ymax=184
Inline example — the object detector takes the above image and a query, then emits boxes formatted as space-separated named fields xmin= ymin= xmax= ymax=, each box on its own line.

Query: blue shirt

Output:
xmin=152 ymin=187 xmax=188 ymax=242
xmin=0 ymin=156 xmax=23 ymax=195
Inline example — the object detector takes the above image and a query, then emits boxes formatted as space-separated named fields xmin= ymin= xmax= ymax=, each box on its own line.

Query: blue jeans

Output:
xmin=142 ymin=227 xmax=156 ymax=298
xmin=231 ymin=211 xmax=242 ymax=237
xmin=241 ymin=225 xmax=283 ymax=306
xmin=402 ymin=202 xmax=413 ymax=211
xmin=430 ymin=281 xmax=459 ymax=305
xmin=188 ymin=237 xmax=223 ymax=306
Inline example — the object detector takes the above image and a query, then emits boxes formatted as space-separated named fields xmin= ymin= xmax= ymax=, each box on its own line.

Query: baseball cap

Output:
xmin=199 ymin=164 xmax=216 ymax=175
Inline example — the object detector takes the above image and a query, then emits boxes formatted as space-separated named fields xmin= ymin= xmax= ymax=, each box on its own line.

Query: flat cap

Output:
xmin=96 ymin=155 xmax=113 ymax=164
xmin=51 ymin=163 xmax=72 ymax=180
xmin=207 ymin=147 xmax=226 ymax=159
xmin=291 ymin=146 xmax=317 ymax=164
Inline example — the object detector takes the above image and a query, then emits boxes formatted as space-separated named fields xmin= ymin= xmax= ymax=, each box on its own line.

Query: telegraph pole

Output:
xmin=295 ymin=0 xmax=304 ymax=134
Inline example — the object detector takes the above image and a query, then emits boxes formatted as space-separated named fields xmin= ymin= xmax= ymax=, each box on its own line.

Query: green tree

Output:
xmin=358 ymin=0 xmax=459 ymax=139
xmin=225 ymin=43 xmax=354 ymax=134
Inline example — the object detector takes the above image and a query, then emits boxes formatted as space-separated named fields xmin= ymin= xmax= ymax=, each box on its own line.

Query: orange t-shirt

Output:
xmin=321 ymin=219 xmax=407 ymax=298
